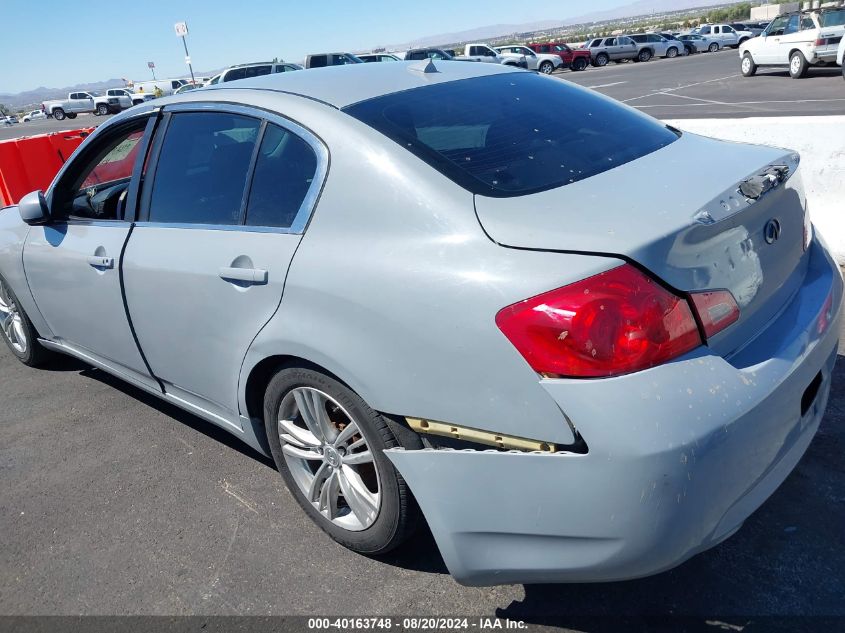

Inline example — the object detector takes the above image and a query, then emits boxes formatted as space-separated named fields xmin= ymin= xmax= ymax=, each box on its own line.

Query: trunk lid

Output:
xmin=474 ymin=133 xmax=809 ymax=356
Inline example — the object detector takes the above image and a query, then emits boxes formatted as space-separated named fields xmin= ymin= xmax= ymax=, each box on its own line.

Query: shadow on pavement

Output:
xmin=78 ymin=366 xmax=276 ymax=469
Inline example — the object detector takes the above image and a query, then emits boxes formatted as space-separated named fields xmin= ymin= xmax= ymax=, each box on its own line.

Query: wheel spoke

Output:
xmin=12 ymin=317 xmax=26 ymax=349
xmin=343 ymin=450 xmax=373 ymax=465
xmin=333 ymin=420 xmax=359 ymax=447
xmin=319 ymin=470 xmax=340 ymax=520
xmin=347 ymin=436 xmax=367 ymax=452
xmin=308 ymin=462 xmax=331 ymax=502
xmin=293 ymin=389 xmax=329 ymax=443
xmin=282 ymin=443 xmax=323 ymax=461
xmin=339 ymin=466 xmax=378 ymax=525
xmin=2 ymin=315 xmax=13 ymax=342
xmin=308 ymin=389 xmax=338 ymax=443
xmin=278 ymin=418 xmax=320 ymax=447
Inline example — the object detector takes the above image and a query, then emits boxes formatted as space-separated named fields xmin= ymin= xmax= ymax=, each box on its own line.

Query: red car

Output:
xmin=526 ymin=42 xmax=590 ymax=71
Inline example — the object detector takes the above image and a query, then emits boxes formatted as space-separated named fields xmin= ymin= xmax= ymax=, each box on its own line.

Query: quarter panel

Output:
xmin=239 ymin=106 xmax=620 ymax=445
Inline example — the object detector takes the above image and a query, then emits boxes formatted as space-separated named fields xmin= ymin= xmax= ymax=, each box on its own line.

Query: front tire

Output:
xmin=708 ymin=42 xmax=719 ymax=53
xmin=666 ymin=47 xmax=678 ymax=58
xmin=51 ymin=108 xmax=65 ymax=121
xmin=789 ymin=51 xmax=809 ymax=78
xmin=539 ymin=60 xmax=554 ymax=74
xmin=66 ymin=113 xmax=77 ymax=119
xmin=571 ymin=57 xmax=587 ymax=71
xmin=264 ymin=366 xmax=420 ymax=555
xmin=741 ymin=53 xmax=757 ymax=77
xmin=595 ymin=53 xmax=609 ymax=67
xmin=0 ymin=276 xmax=51 ymax=367
xmin=97 ymin=103 xmax=109 ymax=115
xmin=638 ymin=49 xmax=652 ymax=62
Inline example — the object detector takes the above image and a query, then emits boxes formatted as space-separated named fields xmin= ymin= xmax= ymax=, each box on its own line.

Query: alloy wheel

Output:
xmin=278 ymin=387 xmax=380 ymax=531
xmin=0 ymin=280 xmax=27 ymax=354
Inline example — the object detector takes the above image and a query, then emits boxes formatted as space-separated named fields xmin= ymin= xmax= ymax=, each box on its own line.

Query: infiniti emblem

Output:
xmin=764 ymin=218 xmax=782 ymax=245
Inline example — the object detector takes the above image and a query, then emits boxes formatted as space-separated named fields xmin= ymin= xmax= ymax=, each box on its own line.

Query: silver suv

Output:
xmin=626 ymin=33 xmax=683 ymax=60
xmin=586 ymin=36 xmax=638 ymax=66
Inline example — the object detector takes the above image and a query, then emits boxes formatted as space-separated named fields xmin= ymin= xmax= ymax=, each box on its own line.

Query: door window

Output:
xmin=244 ymin=123 xmax=318 ymax=228
xmin=148 ymin=112 xmax=260 ymax=225
xmin=766 ymin=16 xmax=790 ymax=35
xmin=53 ymin=119 xmax=149 ymax=221
xmin=784 ymin=15 xmax=801 ymax=34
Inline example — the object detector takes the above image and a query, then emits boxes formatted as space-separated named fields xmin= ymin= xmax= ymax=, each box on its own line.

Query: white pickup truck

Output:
xmin=454 ymin=43 xmax=506 ymax=63
xmin=43 ymin=89 xmax=149 ymax=120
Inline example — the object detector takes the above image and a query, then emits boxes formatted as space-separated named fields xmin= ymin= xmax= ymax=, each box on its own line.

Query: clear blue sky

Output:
xmin=2 ymin=0 xmax=628 ymax=93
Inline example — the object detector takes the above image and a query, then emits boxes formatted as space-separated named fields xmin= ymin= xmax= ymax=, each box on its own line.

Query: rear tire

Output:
xmin=741 ymin=53 xmax=757 ymax=77
xmin=595 ymin=53 xmax=609 ymax=67
xmin=264 ymin=366 xmax=421 ymax=555
xmin=571 ymin=57 xmax=587 ymax=71
xmin=539 ymin=60 xmax=554 ymax=74
xmin=52 ymin=108 xmax=65 ymax=121
xmin=0 ymin=276 xmax=52 ymax=367
xmin=666 ymin=47 xmax=678 ymax=58
xmin=789 ymin=51 xmax=809 ymax=78
xmin=708 ymin=42 xmax=719 ymax=53
xmin=638 ymin=49 xmax=652 ymax=62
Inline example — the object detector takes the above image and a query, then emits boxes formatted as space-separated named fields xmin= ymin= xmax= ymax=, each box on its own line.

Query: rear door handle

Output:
xmin=87 ymin=255 xmax=114 ymax=269
xmin=218 ymin=267 xmax=268 ymax=284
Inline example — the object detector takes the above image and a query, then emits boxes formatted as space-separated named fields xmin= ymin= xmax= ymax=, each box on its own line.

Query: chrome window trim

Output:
xmin=132 ymin=221 xmax=300 ymax=235
xmin=150 ymin=101 xmax=328 ymax=235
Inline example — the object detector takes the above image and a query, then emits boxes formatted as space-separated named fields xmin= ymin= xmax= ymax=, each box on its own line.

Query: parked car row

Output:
xmin=583 ymin=23 xmax=752 ymax=67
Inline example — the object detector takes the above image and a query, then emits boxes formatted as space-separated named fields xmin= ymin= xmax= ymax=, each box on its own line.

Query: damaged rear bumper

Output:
xmin=386 ymin=239 xmax=842 ymax=586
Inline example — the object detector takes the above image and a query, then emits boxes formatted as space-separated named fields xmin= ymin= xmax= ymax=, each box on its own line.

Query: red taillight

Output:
xmin=689 ymin=291 xmax=740 ymax=338
xmin=495 ymin=264 xmax=702 ymax=378
xmin=815 ymin=38 xmax=826 ymax=46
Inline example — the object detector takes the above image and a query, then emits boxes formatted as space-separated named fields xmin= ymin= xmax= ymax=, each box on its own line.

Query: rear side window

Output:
xmin=821 ymin=9 xmax=845 ymax=26
xmin=344 ymin=72 xmax=678 ymax=198
xmin=245 ymin=123 xmax=318 ymax=228
xmin=310 ymin=55 xmax=328 ymax=67
xmin=148 ymin=113 xmax=260 ymax=224
xmin=224 ymin=67 xmax=247 ymax=82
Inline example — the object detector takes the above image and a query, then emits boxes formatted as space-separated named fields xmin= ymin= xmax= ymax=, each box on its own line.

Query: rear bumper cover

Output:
xmin=387 ymin=239 xmax=842 ymax=585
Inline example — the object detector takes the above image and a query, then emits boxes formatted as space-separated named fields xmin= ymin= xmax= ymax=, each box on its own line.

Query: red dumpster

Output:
xmin=0 ymin=127 xmax=94 ymax=207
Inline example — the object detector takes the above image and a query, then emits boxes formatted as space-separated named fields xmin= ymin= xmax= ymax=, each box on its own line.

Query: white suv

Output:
xmin=740 ymin=7 xmax=845 ymax=78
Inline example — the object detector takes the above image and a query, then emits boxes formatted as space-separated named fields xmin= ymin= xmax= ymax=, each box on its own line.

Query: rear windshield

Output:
xmin=343 ymin=72 xmax=678 ymax=197
xmin=820 ymin=9 xmax=845 ymax=26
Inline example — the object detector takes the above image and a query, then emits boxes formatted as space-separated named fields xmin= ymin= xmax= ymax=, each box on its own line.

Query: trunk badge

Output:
xmin=764 ymin=218 xmax=782 ymax=244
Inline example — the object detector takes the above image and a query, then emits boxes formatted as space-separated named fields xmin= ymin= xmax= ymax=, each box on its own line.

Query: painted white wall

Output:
xmin=663 ymin=116 xmax=845 ymax=263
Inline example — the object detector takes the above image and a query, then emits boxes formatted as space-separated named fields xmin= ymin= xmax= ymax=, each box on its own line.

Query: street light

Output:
xmin=175 ymin=22 xmax=197 ymax=85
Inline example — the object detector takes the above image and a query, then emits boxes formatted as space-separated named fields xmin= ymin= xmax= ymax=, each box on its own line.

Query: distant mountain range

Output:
xmin=3 ymin=0 xmax=738 ymax=106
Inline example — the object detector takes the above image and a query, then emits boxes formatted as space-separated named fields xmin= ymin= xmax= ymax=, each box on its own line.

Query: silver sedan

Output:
xmin=0 ymin=62 xmax=841 ymax=586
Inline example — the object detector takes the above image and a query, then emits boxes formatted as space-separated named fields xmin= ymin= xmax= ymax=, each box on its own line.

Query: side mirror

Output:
xmin=18 ymin=191 xmax=50 ymax=226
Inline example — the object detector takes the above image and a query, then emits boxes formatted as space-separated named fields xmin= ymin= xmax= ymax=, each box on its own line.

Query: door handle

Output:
xmin=87 ymin=255 xmax=114 ymax=269
xmin=218 ymin=267 xmax=268 ymax=284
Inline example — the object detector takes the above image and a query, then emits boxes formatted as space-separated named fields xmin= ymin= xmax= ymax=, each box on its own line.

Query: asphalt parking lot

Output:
xmin=1 ymin=309 xmax=843 ymax=626
xmin=562 ymin=47 xmax=845 ymax=118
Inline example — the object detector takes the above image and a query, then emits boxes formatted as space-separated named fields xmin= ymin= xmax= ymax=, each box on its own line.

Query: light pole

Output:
xmin=174 ymin=21 xmax=197 ymax=85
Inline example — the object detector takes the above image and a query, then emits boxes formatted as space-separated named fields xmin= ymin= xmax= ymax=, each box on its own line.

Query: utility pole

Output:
xmin=174 ymin=21 xmax=197 ymax=85
xmin=148 ymin=61 xmax=156 ymax=80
